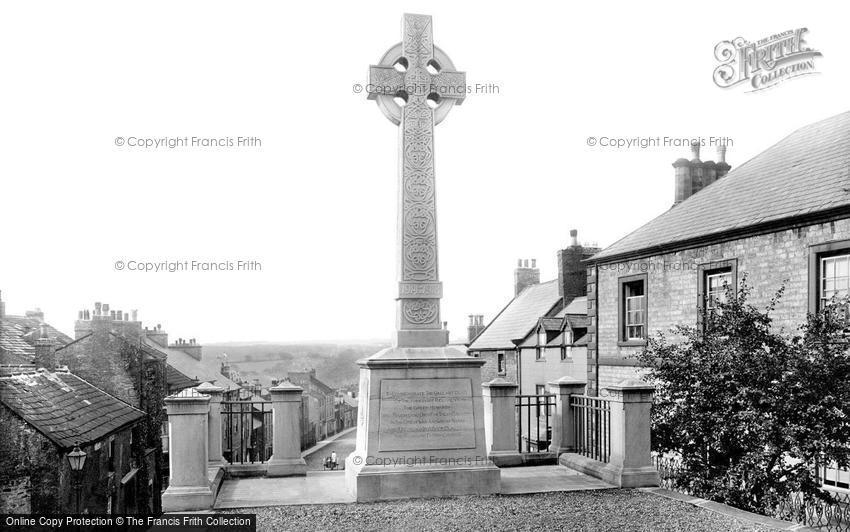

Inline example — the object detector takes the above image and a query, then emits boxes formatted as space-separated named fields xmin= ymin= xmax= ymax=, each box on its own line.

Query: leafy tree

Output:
xmin=637 ymin=278 xmax=850 ymax=515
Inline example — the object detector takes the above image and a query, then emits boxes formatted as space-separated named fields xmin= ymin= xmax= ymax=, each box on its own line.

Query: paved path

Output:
xmin=213 ymin=465 xmax=614 ymax=509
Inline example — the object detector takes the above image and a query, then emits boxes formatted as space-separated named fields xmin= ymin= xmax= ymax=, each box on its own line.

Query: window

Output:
xmin=822 ymin=463 xmax=850 ymax=491
xmin=809 ymin=241 xmax=850 ymax=330
xmin=697 ymin=259 xmax=737 ymax=329
xmin=618 ymin=274 xmax=647 ymax=343
xmin=821 ymin=254 xmax=850 ymax=321
xmin=705 ymin=271 xmax=732 ymax=312
xmin=497 ymin=351 xmax=505 ymax=375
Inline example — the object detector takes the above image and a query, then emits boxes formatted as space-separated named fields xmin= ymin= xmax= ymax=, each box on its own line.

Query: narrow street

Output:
xmin=304 ymin=430 xmax=356 ymax=470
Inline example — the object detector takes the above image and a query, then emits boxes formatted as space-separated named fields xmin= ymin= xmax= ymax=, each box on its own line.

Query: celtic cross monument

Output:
xmin=367 ymin=13 xmax=467 ymax=348
xmin=346 ymin=13 xmax=500 ymax=502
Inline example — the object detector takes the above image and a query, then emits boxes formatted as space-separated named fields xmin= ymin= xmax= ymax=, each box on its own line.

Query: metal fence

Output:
xmin=222 ymin=401 xmax=273 ymax=464
xmin=655 ymin=455 xmax=850 ymax=531
xmin=571 ymin=395 xmax=611 ymax=463
xmin=516 ymin=394 xmax=556 ymax=453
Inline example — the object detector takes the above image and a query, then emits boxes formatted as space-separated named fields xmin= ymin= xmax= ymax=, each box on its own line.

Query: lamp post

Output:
xmin=67 ymin=443 xmax=87 ymax=514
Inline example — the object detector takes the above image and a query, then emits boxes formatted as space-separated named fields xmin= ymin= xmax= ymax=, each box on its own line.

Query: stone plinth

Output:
xmin=604 ymin=379 xmax=659 ymax=487
xmin=345 ymin=347 xmax=500 ymax=501
xmin=481 ymin=378 xmax=523 ymax=466
xmin=162 ymin=390 xmax=213 ymax=511
xmin=266 ymin=381 xmax=308 ymax=477
xmin=196 ymin=382 xmax=226 ymax=468
xmin=548 ymin=376 xmax=587 ymax=455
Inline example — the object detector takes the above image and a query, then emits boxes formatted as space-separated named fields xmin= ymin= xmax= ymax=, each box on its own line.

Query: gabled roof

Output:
xmin=539 ymin=317 xmax=562 ymax=332
xmin=0 ymin=320 xmax=35 ymax=363
xmin=0 ymin=368 xmax=145 ymax=449
xmin=589 ymin=110 xmax=850 ymax=262
xmin=143 ymin=337 xmax=239 ymax=391
xmin=564 ymin=315 xmax=590 ymax=330
xmin=469 ymin=280 xmax=562 ymax=350
xmin=4 ymin=315 xmax=74 ymax=346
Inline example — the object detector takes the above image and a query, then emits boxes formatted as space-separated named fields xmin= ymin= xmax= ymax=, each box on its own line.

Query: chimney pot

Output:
xmin=570 ymin=229 xmax=579 ymax=247
xmin=531 ymin=259 xmax=537 ymax=268
xmin=690 ymin=141 xmax=701 ymax=161
xmin=517 ymin=259 xmax=522 ymax=267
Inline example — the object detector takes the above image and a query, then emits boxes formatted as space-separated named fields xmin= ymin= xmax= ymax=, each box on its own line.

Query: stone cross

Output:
xmin=367 ymin=13 xmax=466 ymax=348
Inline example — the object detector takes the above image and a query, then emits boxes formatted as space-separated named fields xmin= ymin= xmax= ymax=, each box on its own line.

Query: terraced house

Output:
xmin=585 ymin=110 xmax=850 ymax=491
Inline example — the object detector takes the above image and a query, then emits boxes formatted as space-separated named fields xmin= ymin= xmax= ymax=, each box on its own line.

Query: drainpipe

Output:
xmin=511 ymin=339 xmax=523 ymax=394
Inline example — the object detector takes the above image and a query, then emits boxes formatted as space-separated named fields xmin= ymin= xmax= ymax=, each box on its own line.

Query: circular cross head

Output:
xmin=374 ymin=43 xmax=458 ymax=126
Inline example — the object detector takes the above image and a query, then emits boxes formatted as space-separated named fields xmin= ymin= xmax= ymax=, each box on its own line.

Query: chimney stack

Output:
xmin=33 ymin=326 xmax=56 ymax=371
xmin=674 ymin=142 xmax=730 ymax=205
xmin=514 ymin=258 xmax=540 ymax=296
xmin=25 ymin=309 xmax=44 ymax=323
xmin=467 ymin=314 xmax=486 ymax=344
xmin=557 ymin=229 xmax=600 ymax=304
xmin=172 ymin=337 xmax=203 ymax=361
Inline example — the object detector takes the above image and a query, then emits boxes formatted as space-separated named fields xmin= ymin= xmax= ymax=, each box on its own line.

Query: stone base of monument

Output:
xmin=161 ymin=485 xmax=214 ymax=512
xmin=266 ymin=457 xmax=308 ymax=477
xmin=345 ymin=346 xmax=501 ymax=502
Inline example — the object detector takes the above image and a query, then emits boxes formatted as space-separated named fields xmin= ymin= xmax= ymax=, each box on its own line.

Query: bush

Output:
xmin=636 ymin=278 xmax=850 ymax=515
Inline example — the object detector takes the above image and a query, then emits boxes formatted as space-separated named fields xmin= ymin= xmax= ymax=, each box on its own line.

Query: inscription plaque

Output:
xmin=378 ymin=378 xmax=476 ymax=452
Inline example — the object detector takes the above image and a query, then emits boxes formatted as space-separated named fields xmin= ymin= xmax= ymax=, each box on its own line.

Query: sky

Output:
xmin=0 ymin=1 xmax=847 ymax=344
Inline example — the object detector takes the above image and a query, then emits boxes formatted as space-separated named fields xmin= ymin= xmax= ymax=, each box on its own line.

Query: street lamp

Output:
xmin=67 ymin=443 xmax=87 ymax=513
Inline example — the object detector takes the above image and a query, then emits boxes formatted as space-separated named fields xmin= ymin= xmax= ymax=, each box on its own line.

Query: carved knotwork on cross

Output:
xmin=367 ymin=14 xmax=466 ymax=348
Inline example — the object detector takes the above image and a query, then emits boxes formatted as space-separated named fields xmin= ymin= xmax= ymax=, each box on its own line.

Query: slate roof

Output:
xmin=539 ymin=318 xmax=563 ymax=332
xmin=166 ymin=364 xmax=198 ymax=391
xmin=0 ymin=320 xmax=35 ymax=363
xmin=0 ymin=368 xmax=145 ymax=449
xmin=143 ymin=337 xmax=240 ymax=391
xmin=564 ymin=315 xmax=590 ymax=330
xmin=4 ymin=315 xmax=74 ymax=346
xmin=590 ymin=110 xmax=850 ymax=262
xmin=469 ymin=280 xmax=562 ymax=350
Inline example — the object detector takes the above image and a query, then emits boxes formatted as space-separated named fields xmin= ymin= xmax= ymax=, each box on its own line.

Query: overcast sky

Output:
xmin=1 ymin=1 xmax=846 ymax=344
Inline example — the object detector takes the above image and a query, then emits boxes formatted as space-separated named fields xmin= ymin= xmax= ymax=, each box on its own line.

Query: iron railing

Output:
xmin=222 ymin=401 xmax=273 ymax=464
xmin=655 ymin=455 xmax=850 ymax=531
xmin=571 ymin=395 xmax=611 ymax=463
xmin=516 ymin=394 xmax=556 ymax=453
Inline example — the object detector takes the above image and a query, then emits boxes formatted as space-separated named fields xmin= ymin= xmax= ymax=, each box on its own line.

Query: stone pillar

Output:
xmin=605 ymin=379 xmax=659 ymax=487
xmin=482 ymin=378 xmax=522 ymax=466
xmin=266 ymin=381 xmax=307 ymax=477
xmin=196 ymin=382 xmax=226 ymax=468
xmin=548 ymin=376 xmax=587 ymax=455
xmin=161 ymin=389 xmax=213 ymax=511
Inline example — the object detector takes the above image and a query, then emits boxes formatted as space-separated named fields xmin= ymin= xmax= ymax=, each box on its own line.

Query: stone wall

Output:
xmin=590 ymin=219 xmax=850 ymax=392
xmin=0 ymin=478 xmax=31 ymax=513
xmin=476 ymin=349 xmax=518 ymax=384
xmin=0 ymin=406 xmax=140 ymax=514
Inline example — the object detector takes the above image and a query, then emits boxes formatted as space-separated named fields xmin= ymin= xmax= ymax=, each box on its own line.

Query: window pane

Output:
xmin=838 ymin=257 xmax=849 ymax=277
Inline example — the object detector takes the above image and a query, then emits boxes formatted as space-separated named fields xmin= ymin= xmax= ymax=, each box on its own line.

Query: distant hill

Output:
xmin=203 ymin=343 xmax=387 ymax=388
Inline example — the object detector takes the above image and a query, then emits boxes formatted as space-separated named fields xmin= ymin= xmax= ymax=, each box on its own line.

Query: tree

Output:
xmin=636 ymin=278 xmax=850 ymax=515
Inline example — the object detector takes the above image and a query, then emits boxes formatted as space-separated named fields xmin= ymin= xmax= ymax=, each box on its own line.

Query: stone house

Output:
xmin=57 ymin=303 xmax=171 ymax=511
xmin=0 ymin=362 xmax=145 ymax=514
xmin=584 ymin=110 xmax=850 ymax=490
xmin=468 ymin=231 xmax=597 ymax=389
xmin=0 ymin=293 xmax=73 ymax=365
xmin=287 ymin=369 xmax=337 ymax=442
